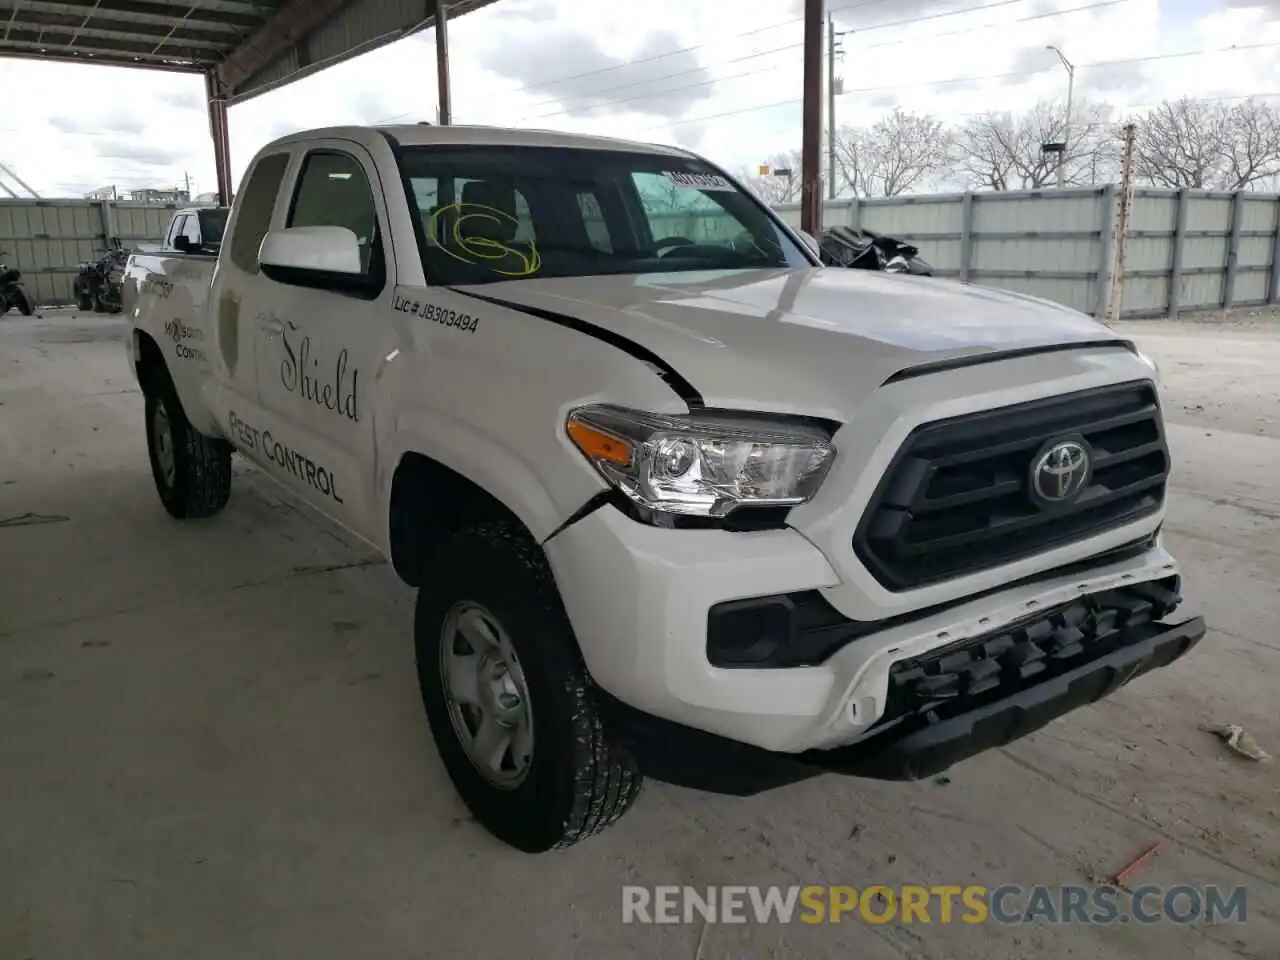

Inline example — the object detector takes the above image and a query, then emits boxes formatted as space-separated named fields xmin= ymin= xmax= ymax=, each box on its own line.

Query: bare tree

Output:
xmin=1133 ymin=97 xmax=1280 ymax=190
xmin=739 ymin=150 xmax=803 ymax=204
xmin=1222 ymin=100 xmax=1280 ymax=188
xmin=833 ymin=109 xmax=952 ymax=196
xmin=953 ymin=98 xmax=1115 ymax=190
xmin=1130 ymin=98 xmax=1229 ymax=188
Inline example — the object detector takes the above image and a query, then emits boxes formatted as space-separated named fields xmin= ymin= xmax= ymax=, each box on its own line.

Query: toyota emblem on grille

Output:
xmin=1031 ymin=438 xmax=1091 ymax=505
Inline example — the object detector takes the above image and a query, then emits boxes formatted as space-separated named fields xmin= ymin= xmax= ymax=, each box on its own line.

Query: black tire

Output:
xmin=144 ymin=366 xmax=232 ymax=519
xmin=77 ymin=287 xmax=93 ymax=312
xmin=92 ymin=290 xmax=106 ymax=313
xmin=13 ymin=288 xmax=33 ymax=316
xmin=415 ymin=521 xmax=642 ymax=852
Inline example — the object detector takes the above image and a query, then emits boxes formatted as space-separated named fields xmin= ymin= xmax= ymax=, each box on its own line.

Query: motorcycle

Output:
xmin=74 ymin=237 xmax=131 ymax=313
xmin=818 ymin=225 xmax=933 ymax=276
xmin=0 ymin=251 xmax=35 ymax=316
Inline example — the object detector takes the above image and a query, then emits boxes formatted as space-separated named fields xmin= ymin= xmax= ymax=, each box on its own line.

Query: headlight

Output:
xmin=566 ymin=404 xmax=835 ymax=518
xmin=1135 ymin=349 xmax=1161 ymax=384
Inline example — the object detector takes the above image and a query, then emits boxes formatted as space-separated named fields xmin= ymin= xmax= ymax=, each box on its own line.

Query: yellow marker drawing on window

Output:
xmin=426 ymin=202 xmax=542 ymax=278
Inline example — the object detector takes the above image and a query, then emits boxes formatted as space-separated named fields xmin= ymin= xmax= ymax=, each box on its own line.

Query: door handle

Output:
xmin=259 ymin=316 xmax=284 ymax=335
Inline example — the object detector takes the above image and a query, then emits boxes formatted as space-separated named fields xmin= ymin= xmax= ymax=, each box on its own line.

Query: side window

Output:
xmin=230 ymin=152 xmax=289 ymax=273
xmin=631 ymin=171 xmax=746 ymax=246
xmin=180 ymin=215 xmax=202 ymax=247
xmin=287 ymin=150 xmax=381 ymax=278
xmin=166 ymin=215 xmax=187 ymax=249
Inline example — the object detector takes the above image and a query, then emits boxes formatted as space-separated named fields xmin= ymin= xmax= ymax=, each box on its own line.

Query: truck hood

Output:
xmin=456 ymin=267 xmax=1129 ymax=419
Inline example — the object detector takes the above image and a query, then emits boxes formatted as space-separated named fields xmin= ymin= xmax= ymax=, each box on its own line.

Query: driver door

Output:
xmin=250 ymin=141 xmax=400 ymax=537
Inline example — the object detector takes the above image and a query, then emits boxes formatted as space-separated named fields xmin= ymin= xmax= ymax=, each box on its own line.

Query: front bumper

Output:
xmin=810 ymin=603 xmax=1205 ymax=781
xmin=598 ymin=591 xmax=1205 ymax=795
xmin=543 ymin=504 xmax=1189 ymax=755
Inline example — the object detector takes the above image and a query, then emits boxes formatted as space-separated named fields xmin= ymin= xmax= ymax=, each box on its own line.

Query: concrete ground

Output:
xmin=1 ymin=306 xmax=1277 ymax=960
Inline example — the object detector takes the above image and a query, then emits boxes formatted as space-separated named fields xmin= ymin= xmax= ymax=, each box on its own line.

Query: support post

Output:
xmin=848 ymin=196 xmax=860 ymax=230
xmin=800 ymin=0 xmax=824 ymax=235
xmin=434 ymin=0 xmax=452 ymax=125
xmin=959 ymin=191 xmax=974 ymax=282
xmin=1169 ymin=188 xmax=1188 ymax=319
xmin=205 ymin=71 xmax=233 ymax=207
xmin=1270 ymin=196 xmax=1280 ymax=304
xmin=826 ymin=13 xmax=836 ymax=201
xmin=1096 ymin=184 xmax=1117 ymax=320
xmin=99 ymin=199 xmax=117 ymax=247
xmin=1224 ymin=190 xmax=1244 ymax=308
xmin=1105 ymin=123 xmax=1137 ymax=323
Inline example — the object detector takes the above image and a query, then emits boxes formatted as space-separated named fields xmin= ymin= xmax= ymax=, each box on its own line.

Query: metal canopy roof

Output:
xmin=0 ymin=0 xmax=498 ymax=103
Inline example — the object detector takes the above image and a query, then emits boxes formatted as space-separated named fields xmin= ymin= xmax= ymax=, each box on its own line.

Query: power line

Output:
xmin=521 ymin=0 xmax=1130 ymax=123
xmin=486 ymin=0 xmax=893 ymax=95
xmin=941 ymin=89 xmax=1280 ymax=123
xmin=373 ymin=0 xmax=891 ymax=123
xmin=861 ymin=0 xmax=1127 ymax=50
xmin=634 ymin=39 xmax=1280 ymax=132
xmin=376 ymin=0 xmax=1031 ymax=124
xmin=518 ymin=0 xmax=1034 ymax=119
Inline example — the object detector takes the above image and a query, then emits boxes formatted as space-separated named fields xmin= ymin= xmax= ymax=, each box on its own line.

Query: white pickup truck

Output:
xmin=123 ymin=123 xmax=1205 ymax=853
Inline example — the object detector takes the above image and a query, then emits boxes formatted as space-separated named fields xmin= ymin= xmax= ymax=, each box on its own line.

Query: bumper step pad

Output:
xmin=805 ymin=579 xmax=1206 ymax=780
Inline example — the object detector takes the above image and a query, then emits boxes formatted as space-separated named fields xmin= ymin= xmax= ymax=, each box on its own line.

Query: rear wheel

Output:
xmin=415 ymin=520 xmax=642 ymax=852
xmin=77 ymin=286 xmax=93 ymax=311
xmin=144 ymin=367 xmax=232 ymax=519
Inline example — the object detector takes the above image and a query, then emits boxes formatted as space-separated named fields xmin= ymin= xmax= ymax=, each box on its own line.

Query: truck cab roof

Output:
xmin=261 ymin=123 xmax=699 ymax=158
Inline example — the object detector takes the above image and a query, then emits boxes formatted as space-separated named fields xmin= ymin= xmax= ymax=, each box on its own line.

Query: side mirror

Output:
xmin=797 ymin=229 xmax=821 ymax=257
xmin=259 ymin=226 xmax=363 ymax=275
xmin=173 ymin=234 xmax=192 ymax=253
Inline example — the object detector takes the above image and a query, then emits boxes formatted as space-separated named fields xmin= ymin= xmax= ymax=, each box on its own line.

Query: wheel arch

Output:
xmin=387 ymin=450 xmax=549 ymax=588
xmin=132 ymin=328 xmax=222 ymax=436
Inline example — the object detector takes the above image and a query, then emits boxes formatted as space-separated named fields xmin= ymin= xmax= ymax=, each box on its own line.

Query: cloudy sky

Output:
xmin=1 ymin=0 xmax=1278 ymax=198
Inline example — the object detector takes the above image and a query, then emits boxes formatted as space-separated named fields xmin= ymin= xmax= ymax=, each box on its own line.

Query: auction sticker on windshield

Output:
xmin=663 ymin=170 xmax=735 ymax=191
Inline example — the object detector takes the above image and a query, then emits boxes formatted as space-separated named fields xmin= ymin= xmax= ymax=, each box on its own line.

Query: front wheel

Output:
xmin=144 ymin=368 xmax=232 ymax=519
xmin=77 ymin=285 xmax=93 ymax=311
xmin=415 ymin=521 xmax=642 ymax=852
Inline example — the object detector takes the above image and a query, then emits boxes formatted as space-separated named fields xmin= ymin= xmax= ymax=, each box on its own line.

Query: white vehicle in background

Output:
xmin=122 ymin=123 xmax=1205 ymax=853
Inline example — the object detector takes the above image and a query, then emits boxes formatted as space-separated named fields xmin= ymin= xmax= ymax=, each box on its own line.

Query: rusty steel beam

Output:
xmin=206 ymin=70 xmax=233 ymax=206
xmin=0 ymin=26 xmax=216 ymax=64
xmin=216 ymin=0 xmax=344 ymax=96
xmin=8 ymin=12 xmax=232 ymax=50
xmin=22 ymin=0 xmax=262 ymax=31
xmin=800 ymin=0 xmax=824 ymax=235
xmin=434 ymin=0 xmax=451 ymax=124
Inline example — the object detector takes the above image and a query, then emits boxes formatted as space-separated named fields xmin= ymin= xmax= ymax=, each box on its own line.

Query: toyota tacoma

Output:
xmin=122 ymin=123 xmax=1205 ymax=853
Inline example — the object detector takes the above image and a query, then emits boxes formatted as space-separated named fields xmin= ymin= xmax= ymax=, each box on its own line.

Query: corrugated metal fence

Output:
xmin=773 ymin=187 xmax=1280 ymax=320
xmin=4 ymin=189 xmax=1279 ymax=319
xmin=0 ymin=200 xmax=176 ymax=307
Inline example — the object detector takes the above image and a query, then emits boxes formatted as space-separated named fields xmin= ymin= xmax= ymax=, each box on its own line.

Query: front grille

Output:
xmin=854 ymin=381 xmax=1168 ymax=590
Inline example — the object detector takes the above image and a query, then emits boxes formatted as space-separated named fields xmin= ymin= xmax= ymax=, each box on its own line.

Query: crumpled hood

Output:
xmin=456 ymin=267 xmax=1129 ymax=419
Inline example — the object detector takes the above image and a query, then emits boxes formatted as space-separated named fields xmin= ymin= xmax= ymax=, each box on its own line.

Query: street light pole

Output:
xmin=1047 ymin=44 xmax=1074 ymax=188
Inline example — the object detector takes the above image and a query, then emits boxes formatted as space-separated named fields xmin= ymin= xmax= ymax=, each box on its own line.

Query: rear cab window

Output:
xmin=229 ymin=152 xmax=290 ymax=274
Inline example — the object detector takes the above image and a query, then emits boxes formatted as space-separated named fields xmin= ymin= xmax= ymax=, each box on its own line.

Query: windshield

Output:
xmin=395 ymin=145 xmax=811 ymax=286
